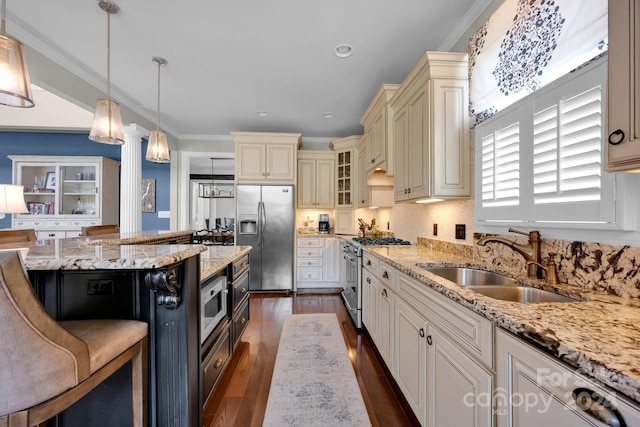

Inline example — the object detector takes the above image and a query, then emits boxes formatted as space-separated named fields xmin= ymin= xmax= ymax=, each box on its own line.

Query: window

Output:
xmin=475 ymin=56 xmax=638 ymax=234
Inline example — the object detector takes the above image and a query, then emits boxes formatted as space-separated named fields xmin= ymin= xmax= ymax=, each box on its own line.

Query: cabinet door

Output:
xmin=265 ymin=144 xmax=295 ymax=182
xmin=297 ymin=159 xmax=316 ymax=208
xmin=357 ymin=142 xmax=371 ymax=207
xmin=377 ymin=283 xmax=395 ymax=369
xmin=237 ymin=143 xmax=266 ymax=181
xmin=431 ymin=79 xmax=470 ymax=197
xmin=407 ymin=88 xmax=429 ymax=200
xmin=395 ymin=297 xmax=428 ymax=425
xmin=315 ymin=159 xmax=335 ymax=208
xmin=394 ymin=105 xmax=409 ymax=201
xmin=496 ymin=329 xmax=640 ymax=427
xmin=607 ymin=0 xmax=640 ymax=170
xmin=336 ymin=149 xmax=354 ymax=208
xmin=427 ymin=327 xmax=493 ymax=427
xmin=363 ymin=268 xmax=378 ymax=341
xmin=334 ymin=209 xmax=355 ymax=235
xmin=370 ymin=113 xmax=385 ymax=169
xmin=323 ymin=237 xmax=340 ymax=282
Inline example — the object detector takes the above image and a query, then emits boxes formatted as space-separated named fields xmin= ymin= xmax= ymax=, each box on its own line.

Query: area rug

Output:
xmin=263 ymin=313 xmax=371 ymax=426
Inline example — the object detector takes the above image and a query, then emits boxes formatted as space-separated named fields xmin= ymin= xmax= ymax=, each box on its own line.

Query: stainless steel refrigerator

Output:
xmin=235 ymin=185 xmax=294 ymax=291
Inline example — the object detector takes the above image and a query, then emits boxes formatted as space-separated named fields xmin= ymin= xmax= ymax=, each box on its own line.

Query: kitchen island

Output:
xmin=1 ymin=233 xmax=251 ymax=427
xmin=363 ymin=244 xmax=640 ymax=424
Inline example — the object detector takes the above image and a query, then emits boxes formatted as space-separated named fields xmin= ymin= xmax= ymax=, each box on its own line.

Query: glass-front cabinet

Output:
xmin=9 ymin=156 xmax=120 ymax=239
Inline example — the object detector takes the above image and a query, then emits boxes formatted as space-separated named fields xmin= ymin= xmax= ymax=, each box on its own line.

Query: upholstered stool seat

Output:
xmin=0 ymin=251 xmax=148 ymax=426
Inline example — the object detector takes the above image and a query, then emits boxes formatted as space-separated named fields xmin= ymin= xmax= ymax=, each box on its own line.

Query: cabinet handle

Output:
xmin=48 ymin=233 xmax=55 ymax=237
xmin=419 ymin=328 xmax=425 ymax=337
xmin=382 ymin=271 xmax=389 ymax=279
xmin=608 ymin=129 xmax=625 ymax=145
xmin=426 ymin=335 xmax=433 ymax=345
xmin=381 ymin=288 xmax=387 ymax=297
xmin=308 ymin=251 xmax=313 ymax=255
xmin=241 ymin=287 xmax=247 ymax=294
xmin=572 ymin=388 xmax=626 ymax=427
xmin=214 ymin=358 xmax=223 ymax=369
xmin=240 ymin=317 xmax=247 ymax=325
xmin=307 ymin=261 xmax=312 ymax=265
xmin=366 ymin=260 xmax=371 ymax=266
xmin=408 ymin=188 xmax=411 ymax=194
xmin=241 ymin=262 xmax=247 ymax=268
xmin=404 ymin=189 xmax=408 ymax=194
xmin=366 ymin=277 xmax=371 ymax=284
xmin=370 ymin=159 xmax=375 ymax=164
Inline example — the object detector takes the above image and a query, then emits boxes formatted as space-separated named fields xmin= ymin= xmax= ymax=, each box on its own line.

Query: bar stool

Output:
xmin=0 ymin=251 xmax=148 ymax=426
xmin=0 ymin=229 xmax=37 ymax=244
xmin=81 ymin=224 xmax=120 ymax=237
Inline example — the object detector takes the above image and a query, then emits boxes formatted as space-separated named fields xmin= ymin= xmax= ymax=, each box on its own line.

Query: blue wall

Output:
xmin=0 ymin=132 xmax=170 ymax=230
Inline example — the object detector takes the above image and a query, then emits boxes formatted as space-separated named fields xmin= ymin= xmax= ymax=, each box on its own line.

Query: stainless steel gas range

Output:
xmin=340 ymin=237 xmax=412 ymax=328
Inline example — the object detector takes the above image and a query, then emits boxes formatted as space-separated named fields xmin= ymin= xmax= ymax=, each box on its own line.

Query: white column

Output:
xmin=120 ymin=124 xmax=149 ymax=233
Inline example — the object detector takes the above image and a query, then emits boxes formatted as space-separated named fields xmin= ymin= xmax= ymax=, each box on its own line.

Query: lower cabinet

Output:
xmin=296 ymin=237 xmax=340 ymax=288
xmin=201 ymin=325 xmax=231 ymax=403
xmin=496 ymin=329 xmax=640 ymax=427
xmin=362 ymin=253 xmax=394 ymax=369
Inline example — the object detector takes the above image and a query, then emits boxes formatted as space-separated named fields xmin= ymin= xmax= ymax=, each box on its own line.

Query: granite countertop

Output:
xmin=364 ymin=245 xmax=640 ymax=404
xmin=83 ymin=229 xmax=194 ymax=246
xmin=5 ymin=237 xmax=208 ymax=270
xmin=200 ymin=245 xmax=252 ymax=281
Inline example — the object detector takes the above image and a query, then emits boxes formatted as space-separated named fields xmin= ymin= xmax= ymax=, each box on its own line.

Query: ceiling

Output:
xmin=4 ymin=0 xmax=492 ymax=141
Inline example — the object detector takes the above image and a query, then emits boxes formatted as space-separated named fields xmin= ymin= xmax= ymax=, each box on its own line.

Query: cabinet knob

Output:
xmin=419 ymin=328 xmax=425 ymax=337
xmin=48 ymin=233 xmax=55 ymax=237
xmin=241 ymin=287 xmax=247 ymax=294
xmin=381 ymin=288 xmax=387 ymax=297
xmin=214 ymin=358 xmax=223 ymax=369
xmin=307 ymin=261 xmax=312 ymax=265
xmin=408 ymin=188 xmax=411 ymax=194
xmin=404 ymin=189 xmax=408 ymax=194
xmin=240 ymin=317 xmax=247 ymax=325
xmin=366 ymin=260 xmax=371 ymax=266
xmin=426 ymin=335 xmax=433 ymax=345
xmin=382 ymin=271 xmax=389 ymax=279
xmin=261 ymin=173 xmax=266 ymax=176
xmin=572 ymin=388 xmax=623 ymax=426
xmin=370 ymin=159 xmax=375 ymax=163
xmin=366 ymin=277 xmax=371 ymax=284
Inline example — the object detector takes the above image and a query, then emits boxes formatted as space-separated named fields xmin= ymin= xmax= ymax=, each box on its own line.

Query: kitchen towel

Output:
xmin=263 ymin=313 xmax=371 ymax=426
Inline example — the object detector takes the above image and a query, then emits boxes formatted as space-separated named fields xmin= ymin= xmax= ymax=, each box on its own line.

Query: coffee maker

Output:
xmin=318 ymin=214 xmax=330 ymax=234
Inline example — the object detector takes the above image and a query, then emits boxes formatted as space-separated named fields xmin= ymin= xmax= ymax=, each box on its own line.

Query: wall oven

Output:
xmin=201 ymin=275 xmax=228 ymax=344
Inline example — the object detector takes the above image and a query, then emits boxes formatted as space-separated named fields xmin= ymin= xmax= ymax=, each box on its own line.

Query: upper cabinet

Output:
xmin=360 ymin=84 xmax=400 ymax=174
xmin=330 ymin=135 xmax=359 ymax=209
xmin=390 ymin=51 xmax=470 ymax=202
xmin=9 ymin=155 xmax=120 ymax=239
xmin=232 ymin=132 xmax=301 ymax=184
xmin=606 ymin=0 xmax=640 ymax=171
xmin=297 ymin=151 xmax=335 ymax=209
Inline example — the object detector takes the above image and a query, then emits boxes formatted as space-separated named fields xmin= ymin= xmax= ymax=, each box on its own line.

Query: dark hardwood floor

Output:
xmin=202 ymin=291 xmax=419 ymax=427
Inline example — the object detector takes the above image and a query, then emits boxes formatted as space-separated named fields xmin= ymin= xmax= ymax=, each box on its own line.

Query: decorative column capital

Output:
xmin=124 ymin=123 xmax=150 ymax=143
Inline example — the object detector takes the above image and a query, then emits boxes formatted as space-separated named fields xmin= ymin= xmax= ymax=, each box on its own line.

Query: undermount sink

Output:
xmin=423 ymin=266 xmax=519 ymax=287
xmin=466 ymin=285 xmax=578 ymax=303
xmin=422 ymin=266 xmax=578 ymax=303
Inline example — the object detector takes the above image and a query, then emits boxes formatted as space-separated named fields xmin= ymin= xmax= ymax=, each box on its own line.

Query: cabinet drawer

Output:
xmin=69 ymin=219 xmax=99 ymax=228
xmin=232 ymin=269 xmax=249 ymax=312
xmin=297 ymin=268 xmax=323 ymax=281
xmin=45 ymin=220 xmax=69 ymax=227
xmin=232 ymin=299 xmax=250 ymax=348
xmin=362 ymin=252 xmax=379 ymax=274
xmin=379 ymin=261 xmax=396 ymax=290
xmin=398 ymin=272 xmax=494 ymax=369
xmin=202 ymin=326 xmax=231 ymax=402
xmin=37 ymin=230 xmax=66 ymax=239
xmin=297 ymin=247 xmax=323 ymax=257
xmin=232 ymin=254 xmax=249 ymax=279
xmin=297 ymin=257 xmax=323 ymax=267
xmin=298 ymin=238 xmax=322 ymax=248
xmin=66 ymin=230 xmax=84 ymax=238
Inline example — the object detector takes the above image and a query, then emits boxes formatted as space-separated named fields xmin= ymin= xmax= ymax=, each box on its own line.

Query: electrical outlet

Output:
xmin=455 ymin=224 xmax=466 ymax=240
xmin=433 ymin=223 xmax=438 ymax=236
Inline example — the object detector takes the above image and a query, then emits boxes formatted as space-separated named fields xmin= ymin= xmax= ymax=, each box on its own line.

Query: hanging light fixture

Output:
xmin=199 ymin=158 xmax=235 ymax=198
xmin=89 ymin=0 xmax=124 ymax=145
xmin=0 ymin=0 xmax=34 ymax=107
xmin=146 ymin=56 xmax=170 ymax=163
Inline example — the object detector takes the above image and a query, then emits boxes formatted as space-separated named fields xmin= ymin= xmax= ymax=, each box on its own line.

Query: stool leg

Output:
xmin=131 ymin=337 xmax=148 ymax=427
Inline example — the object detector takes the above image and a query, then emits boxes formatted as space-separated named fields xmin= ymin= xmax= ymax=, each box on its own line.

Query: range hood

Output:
xmin=367 ymin=169 xmax=394 ymax=208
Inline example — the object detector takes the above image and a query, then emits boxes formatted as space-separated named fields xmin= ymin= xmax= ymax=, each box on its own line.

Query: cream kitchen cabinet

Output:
xmin=296 ymin=237 xmax=340 ymax=288
xmin=606 ymin=0 xmax=640 ymax=171
xmin=330 ymin=136 xmax=360 ymax=235
xmin=390 ymin=51 xmax=470 ymax=202
xmin=9 ymin=155 xmax=119 ymax=238
xmin=357 ymin=136 xmax=371 ymax=208
xmin=496 ymin=329 xmax=640 ymax=427
xmin=360 ymin=84 xmax=400 ymax=174
xmin=231 ymin=132 xmax=301 ymax=184
xmin=297 ymin=151 xmax=334 ymax=209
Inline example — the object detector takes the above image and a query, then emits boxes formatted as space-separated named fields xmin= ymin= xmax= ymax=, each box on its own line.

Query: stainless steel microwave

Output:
xmin=201 ymin=275 xmax=228 ymax=344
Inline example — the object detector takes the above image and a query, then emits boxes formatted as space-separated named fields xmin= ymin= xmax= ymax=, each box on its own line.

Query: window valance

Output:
xmin=469 ymin=0 xmax=608 ymax=125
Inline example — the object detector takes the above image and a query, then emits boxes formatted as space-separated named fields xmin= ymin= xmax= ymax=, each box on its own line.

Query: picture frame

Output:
xmin=44 ymin=172 xmax=56 ymax=190
xmin=141 ymin=179 xmax=156 ymax=212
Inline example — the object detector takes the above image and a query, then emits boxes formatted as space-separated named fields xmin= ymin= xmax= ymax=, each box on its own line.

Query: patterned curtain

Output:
xmin=469 ymin=0 xmax=608 ymax=125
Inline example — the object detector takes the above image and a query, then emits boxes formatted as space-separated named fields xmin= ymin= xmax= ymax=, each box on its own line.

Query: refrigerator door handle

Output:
xmin=259 ymin=201 xmax=267 ymax=247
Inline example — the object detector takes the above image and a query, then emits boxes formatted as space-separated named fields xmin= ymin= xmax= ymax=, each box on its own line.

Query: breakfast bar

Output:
xmin=2 ymin=231 xmax=251 ymax=427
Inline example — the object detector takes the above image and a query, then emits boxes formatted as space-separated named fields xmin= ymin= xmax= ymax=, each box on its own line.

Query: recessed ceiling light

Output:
xmin=257 ymin=111 xmax=268 ymax=117
xmin=334 ymin=44 xmax=353 ymax=58
xmin=321 ymin=112 xmax=334 ymax=118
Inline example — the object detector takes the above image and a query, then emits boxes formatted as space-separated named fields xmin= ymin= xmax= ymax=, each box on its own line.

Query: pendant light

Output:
xmin=89 ymin=0 xmax=124 ymax=145
xmin=0 ymin=0 xmax=34 ymax=107
xmin=199 ymin=158 xmax=235 ymax=198
xmin=146 ymin=56 xmax=170 ymax=163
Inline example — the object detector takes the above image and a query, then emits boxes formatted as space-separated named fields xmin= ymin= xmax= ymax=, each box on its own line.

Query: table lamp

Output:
xmin=0 ymin=184 xmax=28 ymax=219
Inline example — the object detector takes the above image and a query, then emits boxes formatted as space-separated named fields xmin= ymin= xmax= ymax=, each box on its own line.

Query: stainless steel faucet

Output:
xmin=476 ymin=228 xmax=542 ymax=279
